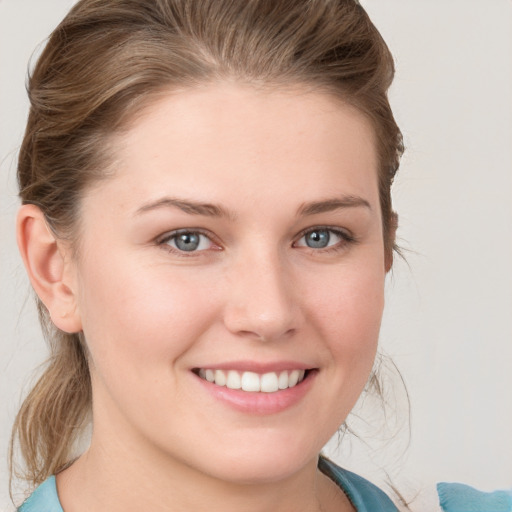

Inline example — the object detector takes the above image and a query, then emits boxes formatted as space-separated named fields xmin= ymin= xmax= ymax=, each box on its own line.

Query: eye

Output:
xmin=159 ymin=230 xmax=214 ymax=252
xmin=294 ymin=228 xmax=352 ymax=250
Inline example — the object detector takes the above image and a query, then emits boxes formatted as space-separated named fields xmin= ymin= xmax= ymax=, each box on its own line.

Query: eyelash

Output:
xmin=294 ymin=226 xmax=357 ymax=253
xmin=156 ymin=229 xmax=219 ymax=257
xmin=156 ymin=226 xmax=356 ymax=256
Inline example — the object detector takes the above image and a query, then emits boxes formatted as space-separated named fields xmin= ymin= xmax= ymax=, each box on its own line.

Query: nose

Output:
xmin=222 ymin=250 xmax=300 ymax=342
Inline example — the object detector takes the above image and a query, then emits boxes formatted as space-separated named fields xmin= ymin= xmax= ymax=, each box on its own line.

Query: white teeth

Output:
xmin=260 ymin=372 xmax=279 ymax=393
xmin=214 ymin=369 xmax=226 ymax=386
xmin=288 ymin=369 xmax=300 ymax=387
xmin=226 ymin=370 xmax=241 ymax=390
xmin=278 ymin=370 xmax=289 ymax=389
xmin=241 ymin=371 xmax=260 ymax=392
xmin=198 ymin=368 xmax=308 ymax=392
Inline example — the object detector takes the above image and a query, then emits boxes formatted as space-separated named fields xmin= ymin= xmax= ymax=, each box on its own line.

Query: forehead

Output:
xmin=97 ymin=83 xmax=379 ymax=213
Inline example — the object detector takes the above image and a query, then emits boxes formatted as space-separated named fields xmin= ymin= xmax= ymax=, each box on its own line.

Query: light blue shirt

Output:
xmin=437 ymin=482 xmax=512 ymax=512
xmin=18 ymin=476 xmax=63 ymax=512
xmin=318 ymin=457 xmax=398 ymax=511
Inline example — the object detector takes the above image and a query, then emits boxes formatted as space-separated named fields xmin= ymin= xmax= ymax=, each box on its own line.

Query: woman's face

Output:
xmin=70 ymin=84 xmax=387 ymax=483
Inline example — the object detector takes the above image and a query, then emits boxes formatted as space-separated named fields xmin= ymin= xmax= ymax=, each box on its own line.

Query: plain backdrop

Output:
xmin=1 ymin=1 xmax=511 ymax=510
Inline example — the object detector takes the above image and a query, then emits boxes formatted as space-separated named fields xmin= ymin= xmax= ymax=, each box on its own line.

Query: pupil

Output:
xmin=306 ymin=230 xmax=330 ymax=248
xmin=176 ymin=233 xmax=200 ymax=251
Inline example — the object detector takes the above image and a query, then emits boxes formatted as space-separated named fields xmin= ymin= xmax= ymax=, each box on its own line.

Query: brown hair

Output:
xmin=12 ymin=0 xmax=403 ymax=490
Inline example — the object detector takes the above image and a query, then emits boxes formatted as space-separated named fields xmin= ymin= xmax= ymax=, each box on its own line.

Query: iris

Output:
xmin=305 ymin=229 xmax=330 ymax=248
xmin=175 ymin=232 xmax=201 ymax=251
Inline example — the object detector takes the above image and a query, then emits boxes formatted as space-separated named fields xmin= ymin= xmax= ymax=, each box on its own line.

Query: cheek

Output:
xmin=305 ymin=258 xmax=385 ymax=366
xmin=293 ymin=257 xmax=385 ymax=435
xmin=75 ymin=255 xmax=220 ymax=376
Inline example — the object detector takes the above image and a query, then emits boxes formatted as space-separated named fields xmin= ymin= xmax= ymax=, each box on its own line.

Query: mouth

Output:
xmin=193 ymin=368 xmax=311 ymax=393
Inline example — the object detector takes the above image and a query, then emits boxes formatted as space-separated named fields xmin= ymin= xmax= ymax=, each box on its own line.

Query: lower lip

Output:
xmin=194 ymin=371 xmax=317 ymax=415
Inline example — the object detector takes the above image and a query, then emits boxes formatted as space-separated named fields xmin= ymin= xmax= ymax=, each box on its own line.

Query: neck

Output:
xmin=57 ymin=440 xmax=331 ymax=512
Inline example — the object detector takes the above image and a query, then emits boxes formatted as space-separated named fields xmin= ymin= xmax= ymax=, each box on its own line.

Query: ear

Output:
xmin=16 ymin=204 xmax=82 ymax=333
xmin=384 ymin=211 xmax=398 ymax=273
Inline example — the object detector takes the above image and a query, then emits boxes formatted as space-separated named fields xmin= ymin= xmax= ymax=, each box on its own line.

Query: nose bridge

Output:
xmin=223 ymin=244 xmax=298 ymax=341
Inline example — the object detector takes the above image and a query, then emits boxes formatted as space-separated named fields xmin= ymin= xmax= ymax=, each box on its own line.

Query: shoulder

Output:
xmin=318 ymin=456 xmax=399 ymax=512
xmin=18 ymin=476 xmax=64 ymax=512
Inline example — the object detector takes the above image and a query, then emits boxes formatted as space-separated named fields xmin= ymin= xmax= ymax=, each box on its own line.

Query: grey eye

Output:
xmin=295 ymin=228 xmax=348 ymax=250
xmin=304 ymin=229 xmax=331 ymax=248
xmin=175 ymin=232 xmax=200 ymax=251
xmin=168 ymin=232 xmax=211 ymax=252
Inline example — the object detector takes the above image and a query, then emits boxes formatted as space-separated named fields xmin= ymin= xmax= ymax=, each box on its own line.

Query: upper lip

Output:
xmin=192 ymin=360 xmax=315 ymax=373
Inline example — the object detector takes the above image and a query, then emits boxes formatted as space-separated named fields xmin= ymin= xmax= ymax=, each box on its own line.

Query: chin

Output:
xmin=187 ymin=437 xmax=321 ymax=485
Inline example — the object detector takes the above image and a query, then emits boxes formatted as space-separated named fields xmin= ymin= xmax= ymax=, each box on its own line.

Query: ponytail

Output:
xmin=10 ymin=299 xmax=91 ymax=488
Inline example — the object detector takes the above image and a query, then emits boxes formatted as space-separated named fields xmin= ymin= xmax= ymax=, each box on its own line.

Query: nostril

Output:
xmin=237 ymin=327 xmax=296 ymax=342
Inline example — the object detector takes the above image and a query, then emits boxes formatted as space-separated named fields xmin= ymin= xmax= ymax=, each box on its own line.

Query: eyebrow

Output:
xmin=135 ymin=197 xmax=236 ymax=219
xmin=297 ymin=196 xmax=372 ymax=216
xmin=135 ymin=194 xmax=371 ymax=219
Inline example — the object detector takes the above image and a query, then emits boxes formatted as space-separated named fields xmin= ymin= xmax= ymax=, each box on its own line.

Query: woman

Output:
xmin=11 ymin=1 xmax=404 ymax=510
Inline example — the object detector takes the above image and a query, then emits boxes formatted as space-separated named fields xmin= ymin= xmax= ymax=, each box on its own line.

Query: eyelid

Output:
xmin=293 ymin=226 xmax=356 ymax=249
xmin=156 ymin=228 xmax=222 ymax=253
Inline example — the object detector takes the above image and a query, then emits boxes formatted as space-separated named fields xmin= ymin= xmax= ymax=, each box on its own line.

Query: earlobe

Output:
xmin=16 ymin=204 xmax=82 ymax=333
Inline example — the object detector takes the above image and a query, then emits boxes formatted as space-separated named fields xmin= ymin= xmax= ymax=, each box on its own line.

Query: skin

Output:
xmin=19 ymin=83 xmax=389 ymax=512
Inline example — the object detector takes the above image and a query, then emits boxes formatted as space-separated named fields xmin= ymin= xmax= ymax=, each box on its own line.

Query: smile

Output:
xmin=196 ymin=369 xmax=307 ymax=393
